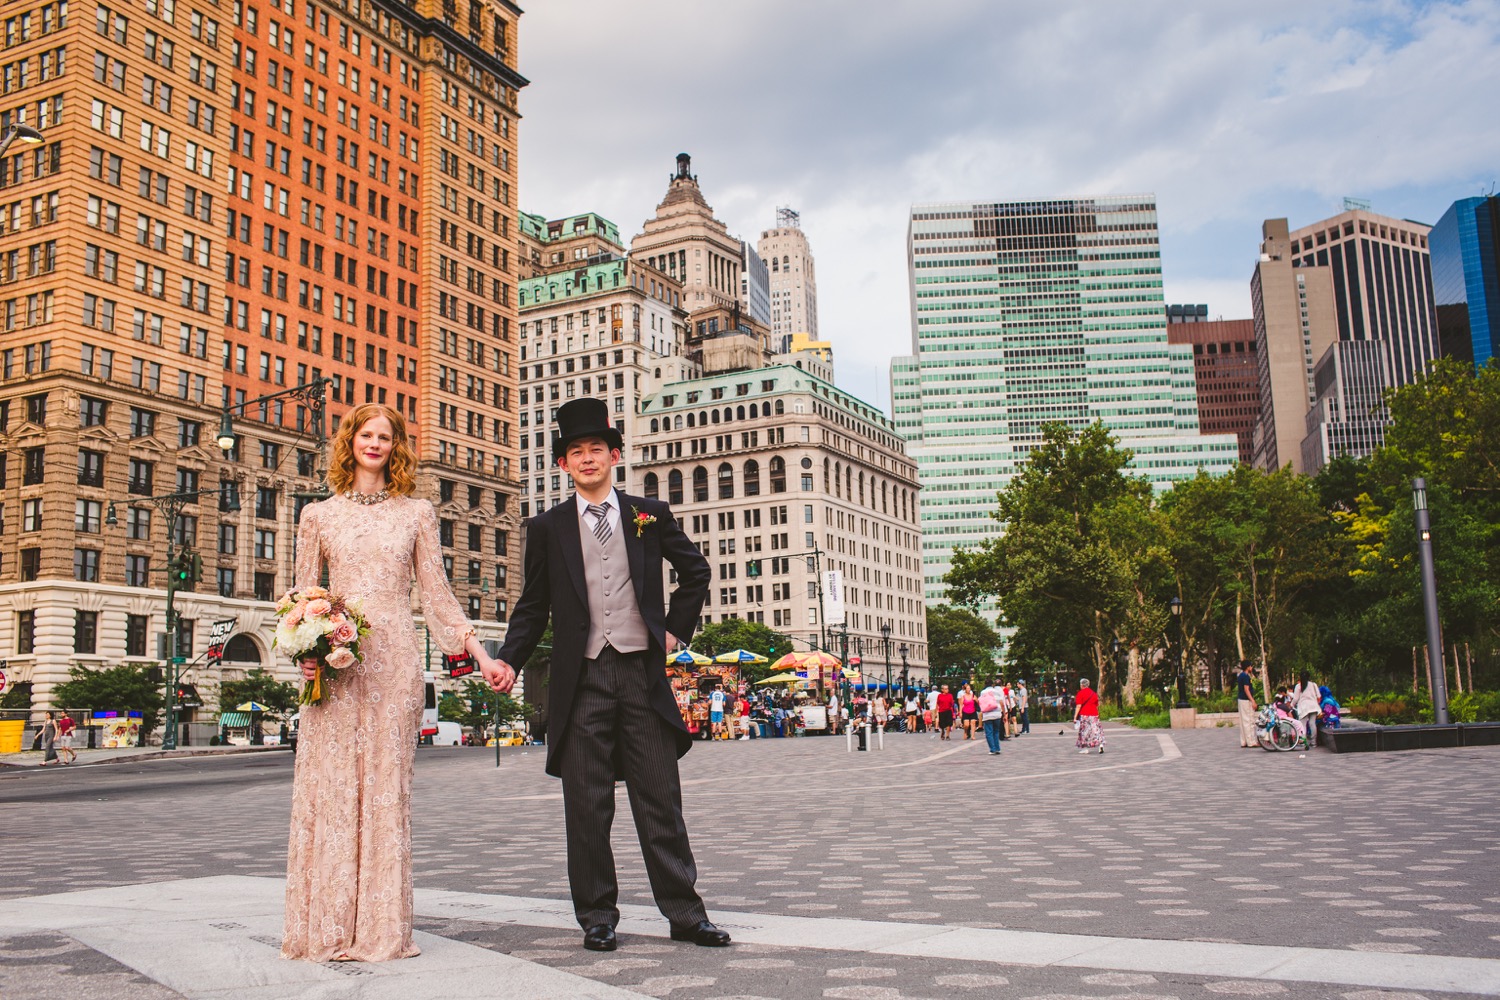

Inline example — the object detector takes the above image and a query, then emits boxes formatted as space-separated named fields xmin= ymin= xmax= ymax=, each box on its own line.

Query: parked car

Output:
xmin=486 ymin=727 xmax=528 ymax=747
xmin=287 ymin=713 xmax=299 ymax=753
xmin=430 ymin=721 xmax=463 ymax=746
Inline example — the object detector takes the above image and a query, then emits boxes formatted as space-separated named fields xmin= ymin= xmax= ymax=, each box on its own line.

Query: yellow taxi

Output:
xmin=486 ymin=728 xmax=528 ymax=747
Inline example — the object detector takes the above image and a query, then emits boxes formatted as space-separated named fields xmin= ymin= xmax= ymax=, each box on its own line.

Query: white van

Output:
xmin=431 ymin=721 xmax=463 ymax=746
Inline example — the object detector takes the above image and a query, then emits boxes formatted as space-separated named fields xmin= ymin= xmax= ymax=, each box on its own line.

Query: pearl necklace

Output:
xmin=344 ymin=488 xmax=391 ymax=506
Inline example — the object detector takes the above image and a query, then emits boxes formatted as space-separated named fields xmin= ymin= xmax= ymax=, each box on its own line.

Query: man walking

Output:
xmin=485 ymin=398 xmax=729 ymax=953
xmin=1235 ymin=660 xmax=1259 ymax=748
xmin=979 ymin=678 xmax=1007 ymax=755
xmin=1017 ymin=680 xmax=1030 ymax=735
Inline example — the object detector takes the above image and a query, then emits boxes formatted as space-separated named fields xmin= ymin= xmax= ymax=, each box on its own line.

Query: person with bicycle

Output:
xmin=1235 ymin=661 xmax=1258 ymax=748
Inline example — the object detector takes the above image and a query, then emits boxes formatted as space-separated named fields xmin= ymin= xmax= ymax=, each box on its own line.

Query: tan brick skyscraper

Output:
xmin=0 ymin=0 xmax=525 ymax=726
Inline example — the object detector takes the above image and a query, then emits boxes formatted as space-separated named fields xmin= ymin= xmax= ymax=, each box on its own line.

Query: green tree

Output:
xmin=219 ymin=668 xmax=299 ymax=722
xmin=52 ymin=664 xmax=165 ymax=736
xmin=925 ymin=605 xmax=1002 ymax=678
xmin=688 ymin=619 xmax=793 ymax=682
xmin=440 ymin=679 xmax=534 ymax=739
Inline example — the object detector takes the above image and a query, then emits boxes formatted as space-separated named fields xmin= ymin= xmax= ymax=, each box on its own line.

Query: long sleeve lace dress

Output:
xmin=281 ymin=494 xmax=475 ymax=962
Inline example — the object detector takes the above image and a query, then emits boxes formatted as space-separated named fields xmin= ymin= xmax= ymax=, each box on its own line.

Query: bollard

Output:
xmin=846 ymin=725 xmax=854 ymax=752
xmin=877 ymin=724 xmax=884 ymax=750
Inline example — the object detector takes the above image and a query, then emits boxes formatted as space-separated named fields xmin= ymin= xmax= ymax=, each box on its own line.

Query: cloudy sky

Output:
xmin=518 ymin=1 xmax=1500 ymax=411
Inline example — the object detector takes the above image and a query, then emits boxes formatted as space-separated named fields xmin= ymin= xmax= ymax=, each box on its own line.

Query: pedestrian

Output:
xmin=926 ymin=686 xmax=941 ymax=736
xmin=957 ymin=684 xmax=979 ymax=740
xmin=709 ymin=684 xmax=727 ymax=740
xmin=935 ymin=684 xmax=955 ymax=740
xmin=873 ymin=693 xmax=889 ymax=731
xmin=1017 ymin=680 xmax=1030 ymax=735
xmin=979 ymin=678 xmax=1007 ymax=755
xmin=1073 ymin=678 xmax=1104 ymax=754
xmin=486 ymin=397 xmax=728 ymax=953
xmin=283 ymin=403 xmax=511 ymax=963
xmin=55 ymin=712 xmax=77 ymax=764
xmin=38 ymin=711 xmax=59 ymax=766
xmin=828 ymin=691 xmax=842 ymax=736
xmin=904 ymin=691 xmax=920 ymax=734
xmin=1234 ymin=660 xmax=1258 ymax=748
xmin=1293 ymin=673 xmax=1320 ymax=746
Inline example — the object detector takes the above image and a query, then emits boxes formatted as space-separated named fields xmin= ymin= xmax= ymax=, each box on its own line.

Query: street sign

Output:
xmin=0 ymin=666 xmax=7 ymax=697
xmin=849 ymin=655 xmax=862 ymax=666
xmin=821 ymin=570 xmax=845 ymax=626
xmin=171 ymin=656 xmax=187 ymax=665
xmin=205 ymin=618 xmax=237 ymax=666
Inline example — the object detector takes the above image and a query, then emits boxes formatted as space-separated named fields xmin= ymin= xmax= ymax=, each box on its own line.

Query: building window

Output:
xmin=467 ymin=524 xmax=481 ymax=551
xmin=254 ymin=571 xmax=276 ymax=601
xmin=130 ymin=407 xmax=157 ymax=437
xmin=20 ymin=548 xmax=40 ymax=580
xmin=23 ymin=447 xmax=45 ymax=484
xmin=254 ymin=528 xmax=276 ymax=559
xmin=129 ymin=458 xmax=154 ymax=494
xmin=17 ymin=610 xmax=36 ymax=654
xmin=493 ymin=529 xmax=508 ymax=556
xmin=218 ymin=567 xmax=235 ymax=598
xmin=74 ymin=548 xmax=101 ymax=581
xmin=126 ymin=614 xmax=149 ymax=657
xmin=75 ymin=499 xmax=104 ymax=533
xmin=80 ymin=396 xmax=109 ymax=427
xmin=127 ymin=507 xmax=151 ymax=540
xmin=22 ymin=499 xmax=42 ymax=531
xmin=439 ymin=518 xmax=454 ymax=547
xmin=78 ymin=450 xmax=105 ymax=487
xmin=75 ymin=610 xmax=99 ymax=654
xmin=125 ymin=554 xmax=150 ymax=586
xmin=256 ymin=486 xmax=278 ymax=519
xmin=693 ymin=466 xmax=708 ymax=503
xmin=801 ymin=474 xmax=813 ymax=491
xmin=219 ymin=522 xmax=237 ymax=554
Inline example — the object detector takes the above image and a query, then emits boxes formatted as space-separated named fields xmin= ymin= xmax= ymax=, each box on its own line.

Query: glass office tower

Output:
xmin=892 ymin=195 xmax=1238 ymax=606
xmin=1431 ymin=195 xmax=1500 ymax=365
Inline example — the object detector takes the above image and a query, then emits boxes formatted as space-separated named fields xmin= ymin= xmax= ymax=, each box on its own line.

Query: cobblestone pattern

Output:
xmin=1 ymin=725 xmax=1497 ymax=967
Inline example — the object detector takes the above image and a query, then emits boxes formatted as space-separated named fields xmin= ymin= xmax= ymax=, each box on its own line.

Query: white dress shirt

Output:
xmin=575 ymin=489 xmax=622 ymax=536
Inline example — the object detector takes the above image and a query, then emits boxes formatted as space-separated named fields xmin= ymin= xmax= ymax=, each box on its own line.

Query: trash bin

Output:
xmin=856 ymin=725 xmax=868 ymax=751
xmin=0 ymin=719 xmax=24 ymax=753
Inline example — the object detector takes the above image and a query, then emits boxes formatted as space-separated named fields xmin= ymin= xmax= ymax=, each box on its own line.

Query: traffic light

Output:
xmin=169 ymin=551 xmax=191 ymax=588
xmin=747 ymin=559 xmax=761 ymax=578
xmin=189 ymin=550 xmax=203 ymax=586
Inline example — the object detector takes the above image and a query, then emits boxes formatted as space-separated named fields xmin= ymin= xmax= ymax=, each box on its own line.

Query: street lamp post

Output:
xmin=216 ymin=377 xmax=334 ymax=496
xmin=0 ymin=122 xmax=45 ymax=158
xmin=1169 ymin=596 xmax=1189 ymax=708
xmin=106 ymin=486 xmax=235 ymax=750
xmin=898 ymin=643 xmax=909 ymax=700
xmin=881 ymin=622 xmax=892 ymax=699
xmin=1412 ymin=479 xmax=1451 ymax=724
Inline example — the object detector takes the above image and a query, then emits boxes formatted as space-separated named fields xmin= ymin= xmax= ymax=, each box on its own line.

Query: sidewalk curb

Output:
xmin=0 ymin=744 xmax=290 ymax=771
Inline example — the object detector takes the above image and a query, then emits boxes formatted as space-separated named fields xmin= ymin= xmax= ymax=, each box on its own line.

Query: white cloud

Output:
xmin=519 ymin=1 xmax=1500 ymax=409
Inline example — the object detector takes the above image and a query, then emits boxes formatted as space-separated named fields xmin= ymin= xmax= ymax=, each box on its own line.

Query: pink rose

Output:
xmin=283 ymin=605 xmax=304 ymax=627
xmin=306 ymin=598 xmax=332 ymax=617
xmin=326 ymin=646 xmax=357 ymax=670
xmin=304 ymin=586 xmax=329 ymax=600
xmin=330 ymin=621 xmax=358 ymax=644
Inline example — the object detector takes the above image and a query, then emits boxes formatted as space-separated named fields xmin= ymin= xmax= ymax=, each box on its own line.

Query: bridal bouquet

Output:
xmin=273 ymin=586 xmax=371 ymax=705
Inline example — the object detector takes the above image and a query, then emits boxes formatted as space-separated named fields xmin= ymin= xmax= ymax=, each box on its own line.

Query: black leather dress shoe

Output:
xmin=669 ymin=920 xmax=731 ymax=947
xmin=583 ymin=924 xmax=617 ymax=952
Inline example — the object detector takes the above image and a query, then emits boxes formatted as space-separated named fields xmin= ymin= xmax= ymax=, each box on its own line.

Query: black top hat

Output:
xmin=552 ymin=397 xmax=623 ymax=460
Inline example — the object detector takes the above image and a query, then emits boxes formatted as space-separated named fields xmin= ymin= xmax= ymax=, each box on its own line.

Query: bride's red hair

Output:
xmin=327 ymin=404 xmax=417 ymax=495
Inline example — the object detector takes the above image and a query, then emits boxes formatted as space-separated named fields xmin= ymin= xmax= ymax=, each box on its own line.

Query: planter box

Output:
xmin=1169 ymin=707 xmax=1197 ymax=730
xmin=1379 ymin=725 xmax=1460 ymax=751
xmin=1460 ymin=723 xmax=1500 ymax=747
xmin=1322 ymin=728 xmax=1380 ymax=753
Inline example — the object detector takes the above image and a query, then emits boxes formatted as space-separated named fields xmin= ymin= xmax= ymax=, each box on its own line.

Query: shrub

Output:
xmin=1133 ymin=691 xmax=1164 ymax=714
xmin=1129 ymin=711 xmax=1172 ymax=729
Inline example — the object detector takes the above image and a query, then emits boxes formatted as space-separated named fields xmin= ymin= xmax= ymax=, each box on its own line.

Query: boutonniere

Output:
xmin=631 ymin=506 xmax=657 ymax=538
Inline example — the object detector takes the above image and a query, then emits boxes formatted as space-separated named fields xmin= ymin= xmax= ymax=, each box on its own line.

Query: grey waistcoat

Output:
xmin=581 ymin=509 xmax=650 ymax=659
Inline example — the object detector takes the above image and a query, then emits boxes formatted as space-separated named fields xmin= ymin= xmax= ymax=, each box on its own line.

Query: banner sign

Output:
xmin=205 ymin=618 xmax=237 ymax=666
xmin=445 ymin=652 xmax=476 ymax=678
xmin=821 ymin=570 xmax=845 ymax=626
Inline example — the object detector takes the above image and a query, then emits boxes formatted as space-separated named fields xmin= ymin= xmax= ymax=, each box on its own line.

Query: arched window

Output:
xmin=717 ymin=462 xmax=734 ymax=499
xmin=834 ymin=462 xmax=842 ymax=498
xmin=723 ymin=407 xmax=732 ymax=423
xmin=822 ymin=457 xmax=830 ymax=492
xmin=743 ymin=459 xmax=761 ymax=496
xmin=882 ymin=481 xmax=889 ymax=513
xmin=770 ymin=456 xmax=786 ymax=493
xmin=749 ymin=403 xmax=758 ymax=418
xmin=669 ymin=469 xmax=684 ymax=504
xmin=859 ymin=472 xmax=865 ymax=506
xmin=775 ymin=400 xmax=784 ymax=415
xmin=674 ymin=415 xmax=684 ymax=430
xmin=693 ymin=466 xmax=708 ymax=502
xmin=699 ymin=410 xmax=708 ymax=427
xmin=644 ymin=472 xmax=660 ymax=500
xmin=710 ymin=410 xmax=720 ymax=424
xmin=650 ymin=418 xmax=660 ymax=433
xmin=687 ymin=412 xmax=696 ymax=427
xmin=736 ymin=405 xmax=745 ymax=420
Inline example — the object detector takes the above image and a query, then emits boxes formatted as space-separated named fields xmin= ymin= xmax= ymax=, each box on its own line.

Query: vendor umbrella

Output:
xmin=756 ymin=672 xmax=804 ymax=685
xmin=666 ymin=649 xmax=713 ymax=666
xmin=713 ymin=648 xmax=768 ymax=665
xmin=236 ymin=701 xmax=271 ymax=712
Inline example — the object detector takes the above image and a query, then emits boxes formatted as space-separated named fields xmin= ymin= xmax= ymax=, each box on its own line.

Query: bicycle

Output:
xmin=1255 ymin=707 xmax=1307 ymax=752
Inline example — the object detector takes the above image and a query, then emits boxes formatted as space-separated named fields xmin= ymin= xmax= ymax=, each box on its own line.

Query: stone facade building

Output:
xmin=0 ymin=0 xmax=527 ymax=722
xmin=758 ymin=207 xmax=819 ymax=354
xmin=633 ymin=365 xmax=929 ymax=681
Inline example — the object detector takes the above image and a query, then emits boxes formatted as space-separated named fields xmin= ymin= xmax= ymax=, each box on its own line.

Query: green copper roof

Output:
xmin=519 ymin=258 xmax=629 ymax=307
xmin=519 ymin=210 xmax=620 ymax=245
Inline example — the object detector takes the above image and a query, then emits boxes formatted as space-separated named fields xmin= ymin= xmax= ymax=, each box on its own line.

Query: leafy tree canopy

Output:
xmin=52 ymin=664 xmax=165 ymax=735
xmin=220 ymin=669 xmax=299 ymax=722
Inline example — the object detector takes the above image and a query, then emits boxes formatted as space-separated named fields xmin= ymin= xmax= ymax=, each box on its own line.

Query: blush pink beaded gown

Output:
xmin=281 ymin=495 xmax=474 ymax=962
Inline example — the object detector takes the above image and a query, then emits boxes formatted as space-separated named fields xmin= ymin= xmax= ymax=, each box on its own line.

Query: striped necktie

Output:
xmin=586 ymin=502 xmax=611 ymax=544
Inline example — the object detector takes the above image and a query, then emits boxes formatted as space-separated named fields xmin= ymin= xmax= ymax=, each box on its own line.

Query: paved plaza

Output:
xmin=2 ymin=723 xmax=1497 ymax=999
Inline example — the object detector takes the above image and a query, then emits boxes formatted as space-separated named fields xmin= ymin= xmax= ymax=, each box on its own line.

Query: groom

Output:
xmin=484 ymin=397 xmax=728 ymax=952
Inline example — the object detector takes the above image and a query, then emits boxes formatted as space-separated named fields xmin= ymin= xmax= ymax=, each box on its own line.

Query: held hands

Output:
xmin=479 ymin=653 xmax=516 ymax=694
xmin=297 ymin=656 xmax=319 ymax=681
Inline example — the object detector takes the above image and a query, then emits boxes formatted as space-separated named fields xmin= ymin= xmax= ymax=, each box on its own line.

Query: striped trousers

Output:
xmin=560 ymin=645 xmax=708 ymax=930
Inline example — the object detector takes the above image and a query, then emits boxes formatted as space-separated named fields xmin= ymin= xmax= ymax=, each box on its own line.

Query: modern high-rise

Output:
xmin=739 ymin=239 xmax=770 ymax=328
xmin=893 ymin=195 xmax=1238 ymax=606
xmin=1431 ymin=195 xmax=1500 ymax=365
xmin=633 ymin=365 xmax=929 ymax=680
xmin=1166 ymin=314 xmax=1259 ymax=465
xmin=759 ymin=207 xmax=818 ymax=353
xmin=1249 ymin=219 xmax=1339 ymax=473
xmin=1288 ymin=207 xmax=1439 ymax=389
xmin=0 ymin=0 xmax=526 ymax=722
